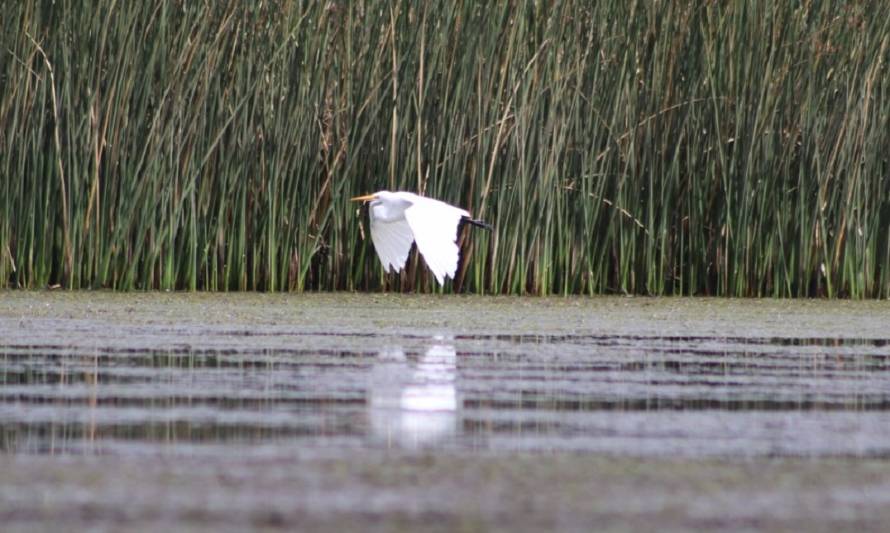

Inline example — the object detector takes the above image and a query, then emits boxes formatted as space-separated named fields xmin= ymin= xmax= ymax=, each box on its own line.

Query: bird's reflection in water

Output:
xmin=369 ymin=336 xmax=457 ymax=448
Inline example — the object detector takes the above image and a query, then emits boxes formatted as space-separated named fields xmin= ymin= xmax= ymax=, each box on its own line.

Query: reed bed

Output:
xmin=2 ymin=1 xmax=888 ymax=296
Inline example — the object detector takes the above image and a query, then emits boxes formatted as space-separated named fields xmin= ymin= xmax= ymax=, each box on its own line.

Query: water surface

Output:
xmin=3 ymin=292 xmax=889 ymax=458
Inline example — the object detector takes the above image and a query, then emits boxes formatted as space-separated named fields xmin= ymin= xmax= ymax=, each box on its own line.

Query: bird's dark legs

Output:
xmin=461 ymin=217 xmax=492 ymax=231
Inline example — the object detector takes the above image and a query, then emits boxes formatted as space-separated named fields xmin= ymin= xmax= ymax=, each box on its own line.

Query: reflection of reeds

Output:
xmin=1 ymin=2 xmax=888 ymax=296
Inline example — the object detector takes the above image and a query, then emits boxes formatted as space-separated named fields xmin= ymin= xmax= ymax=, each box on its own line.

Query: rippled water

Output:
xmin=2 ymin=292 xmax=889 ymax=459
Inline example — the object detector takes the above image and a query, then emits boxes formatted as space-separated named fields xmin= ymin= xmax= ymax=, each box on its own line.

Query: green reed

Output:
xmin=1 ymin=1 xmax=888 ymax=296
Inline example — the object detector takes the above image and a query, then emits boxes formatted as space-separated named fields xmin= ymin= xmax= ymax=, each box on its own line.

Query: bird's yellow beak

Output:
xmin=350 ymin=194 xmax=377 ymax=202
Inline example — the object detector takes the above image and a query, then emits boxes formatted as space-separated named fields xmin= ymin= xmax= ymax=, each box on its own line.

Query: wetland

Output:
xmin=2 ymin=292 xmax=890 ymax=531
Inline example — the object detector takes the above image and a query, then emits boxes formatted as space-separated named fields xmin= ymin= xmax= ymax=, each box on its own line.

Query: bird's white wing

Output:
xmin=404 ymin=199 xmax=469 ymax=285
xmin=369 ymin=217 xmax=415 ymax=274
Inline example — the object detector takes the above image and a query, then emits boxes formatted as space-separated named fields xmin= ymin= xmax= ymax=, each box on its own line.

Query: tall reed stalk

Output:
xmin=2 ymin=1 xmax=888 ymax=296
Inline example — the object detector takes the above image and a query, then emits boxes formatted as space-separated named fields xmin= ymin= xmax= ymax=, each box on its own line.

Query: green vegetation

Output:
xmin=1 ymin=1 xmax=888 ymax=296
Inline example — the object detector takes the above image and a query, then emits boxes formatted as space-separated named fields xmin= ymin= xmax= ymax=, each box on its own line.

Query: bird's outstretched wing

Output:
xmin=404 ymin=200 xmax=468 ymax=284
xmin=369 ymin=218 xmax=415 ymax=274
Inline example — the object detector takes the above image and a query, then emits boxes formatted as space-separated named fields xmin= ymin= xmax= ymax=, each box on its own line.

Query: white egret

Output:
xmin=351 ymin=191 xmax=490 ymax=285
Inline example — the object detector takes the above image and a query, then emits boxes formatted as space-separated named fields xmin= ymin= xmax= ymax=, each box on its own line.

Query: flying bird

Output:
xmin=351 ymin=191 xmax=491 ymax=285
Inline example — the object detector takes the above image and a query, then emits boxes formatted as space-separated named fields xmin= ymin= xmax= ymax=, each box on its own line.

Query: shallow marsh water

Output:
xmin=2 ymin=292 xmax=890 ymax=531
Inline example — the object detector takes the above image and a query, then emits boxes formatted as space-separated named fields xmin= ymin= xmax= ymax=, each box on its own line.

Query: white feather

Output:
xmin=404 ymin=199 xmax=468 ymax=284
xmin=360 ymin=191 xmax=474 ymax=285
xmin=369 ymin=217 xmax=414 ymax=274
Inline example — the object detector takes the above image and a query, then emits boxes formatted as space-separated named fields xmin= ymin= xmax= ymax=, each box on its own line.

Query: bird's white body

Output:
xmin=352 ymin=191 xmax=473 ymax=285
